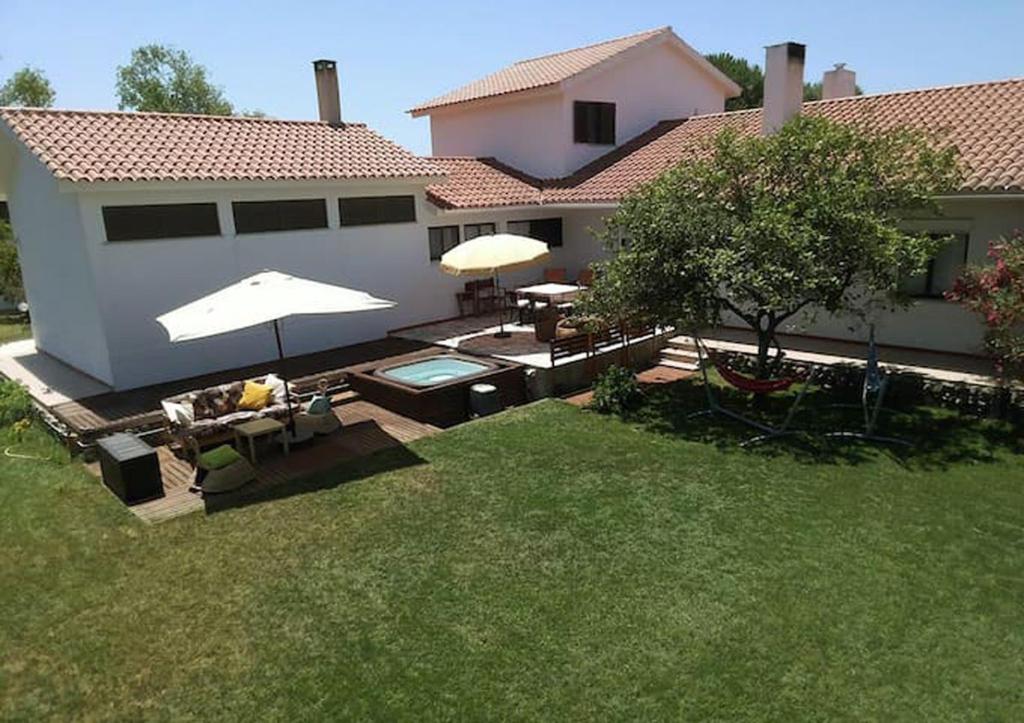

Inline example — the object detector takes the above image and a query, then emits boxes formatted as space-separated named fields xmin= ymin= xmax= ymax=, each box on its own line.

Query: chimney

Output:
xmin=313 ymin=59 xmax=342 ymax=125
xmin=822 ymin=63 xmax=857 ymax=100
xmin=762 ymin=42 xmax=805 ymax=134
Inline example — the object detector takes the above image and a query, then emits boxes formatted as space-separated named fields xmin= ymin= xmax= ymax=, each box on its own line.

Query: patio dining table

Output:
xmin=514 ymin=282 xmax=586 ymax=305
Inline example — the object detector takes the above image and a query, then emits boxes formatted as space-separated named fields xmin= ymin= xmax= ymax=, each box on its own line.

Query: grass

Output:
xmin=2 ymin=388 xmax=1023 ymax=720
xmin=0 ymin=311 xmax=30 ymax=344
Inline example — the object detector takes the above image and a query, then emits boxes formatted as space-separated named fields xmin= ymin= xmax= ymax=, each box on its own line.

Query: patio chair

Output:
xmin=184 ymin=436 xmax=256 ymax=495
xmin=543 ymin=267 xmax=568 ymax=283
xmin=534 ymin=307 xmax=561 ymax=342
xmin=576 ymin=268 xmax=595 ymax=286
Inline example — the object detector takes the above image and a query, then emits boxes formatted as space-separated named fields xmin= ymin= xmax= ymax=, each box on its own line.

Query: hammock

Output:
xmin=689 ymin=335 xmax=817 ymax=446
xmin=706 ymin=348 xmax=797 ymax=394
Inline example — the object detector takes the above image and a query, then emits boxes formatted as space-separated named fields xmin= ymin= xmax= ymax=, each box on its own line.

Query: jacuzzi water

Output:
xmin=379 ymin=357 xmax=490 ymax=387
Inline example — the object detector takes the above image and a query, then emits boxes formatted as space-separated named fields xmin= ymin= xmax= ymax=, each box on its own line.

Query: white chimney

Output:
xmin=762 ymin=42 xmax=805 ymax=134
xmin=313 ymin=59 xmax=342 ymax=125
xmin=822 ymin=63 xmax=857 ymax=100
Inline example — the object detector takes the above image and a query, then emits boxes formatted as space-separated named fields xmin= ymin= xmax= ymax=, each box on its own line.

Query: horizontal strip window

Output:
xmin=102 ymin=203 xmax=221 ymax=242
xmin=338 ymin=195 xmax=416 ymax=226
xmin=464 ymin=222 xmax=495 ymax=241
xmin=232 ymin=199 xmax=328 ymax=234
xmin=429 ymin=225 xmax=460 ymax=261
xmin=508 ymin=218 xmax=563 ymax=247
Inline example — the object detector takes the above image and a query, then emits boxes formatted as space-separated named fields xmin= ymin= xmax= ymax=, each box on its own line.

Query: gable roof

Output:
xmin=409 ymin=27 xmax=740 ymax=116
xmin=0 ymin=108 xmax=442 ymax=184
xmin=425 ymin=77 xmax=1024 ymax=209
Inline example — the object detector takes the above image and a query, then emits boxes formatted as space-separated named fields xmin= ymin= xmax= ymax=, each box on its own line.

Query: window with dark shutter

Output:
xmin=428 ymin=225 xmax=460 ymax=261
xmin=232 ymin=199 xmax=328 ymax=234
xmin=507 ymin=218 xmax=563 ymax=247
xmin=102 ymin=203 xmax=221 ymax=242
xmin=899 ymin=233 xmax=970 ymax=298
xmin=573 ymin=101 xmax=615 ymax=145
xmin=463 ymin=222 xmax=496 ymax=241
xmin=338 ymin=196 xmax=416 ymax=226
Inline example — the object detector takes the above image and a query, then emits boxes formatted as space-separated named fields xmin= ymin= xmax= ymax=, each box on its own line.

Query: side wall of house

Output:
xmin=429 ymin=93 xmax=567 ymax=179
xmin=774 ymin=197 xmax=1024 ymax=355
xmin=427 ymin=41 xmax=728 ymax=180
xmin=73 ymin=184 xmax=612 ymax=389
xmin=2 ymin=145 xmax=113 ymax=382
xmin=560 ymin=41 xmax=728 ymax=174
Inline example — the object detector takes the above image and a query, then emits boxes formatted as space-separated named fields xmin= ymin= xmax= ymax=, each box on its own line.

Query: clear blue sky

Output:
xmin=2 ymin=0 xmax=1022 ymax=155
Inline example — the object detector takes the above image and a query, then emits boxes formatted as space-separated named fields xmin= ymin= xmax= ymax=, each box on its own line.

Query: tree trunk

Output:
xmin=755 ymin=328 xmax=773 ymax=380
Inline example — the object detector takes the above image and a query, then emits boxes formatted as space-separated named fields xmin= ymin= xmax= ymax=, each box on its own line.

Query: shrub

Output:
xmin=590 ymin=365 xmax=643 ymax=415
xmin=0 ymin=379 xmax=33 ymax=426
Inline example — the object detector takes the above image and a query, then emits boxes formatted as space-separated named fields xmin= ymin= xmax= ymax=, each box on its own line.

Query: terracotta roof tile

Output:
xmin=0 ymin=108 xmax=441 ymax=183
xmin=426 ymin=78 xmax=1024 ymax=208
xmin=426 ymin=157 xmax=542 ymax=209
xmin=409 ymin=27 xmax=669 ymax=114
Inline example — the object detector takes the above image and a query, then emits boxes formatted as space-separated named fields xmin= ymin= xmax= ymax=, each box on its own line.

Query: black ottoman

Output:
xmin=96 ymin=433 xmax=164 ymax=505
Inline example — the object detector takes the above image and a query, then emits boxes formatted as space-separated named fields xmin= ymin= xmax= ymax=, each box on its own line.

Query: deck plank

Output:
xmin=85 ymin=400 xmax=440 ymax=524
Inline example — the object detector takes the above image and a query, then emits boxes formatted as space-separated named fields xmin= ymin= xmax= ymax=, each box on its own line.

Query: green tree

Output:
xmin=116 ymin=45 xmax=232 ymax=115
xmin=582 ymin=116 xmax=962 ymax=378
xmin=705 ymin=53 xmax=763 ymax=111
xmin=0 ymin=67 xmax=55 ymax=107
xmin=0 ymin=221 xmax=24 ymax=305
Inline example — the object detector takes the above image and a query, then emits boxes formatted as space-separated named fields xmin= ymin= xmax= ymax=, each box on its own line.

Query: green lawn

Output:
xmin=0 ymin=311 xmax=30 ymax=344
xmin=2 ymin=390 xmax=1023 ymax=720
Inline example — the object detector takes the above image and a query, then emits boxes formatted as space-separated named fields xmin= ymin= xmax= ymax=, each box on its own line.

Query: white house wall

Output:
xmin=67 ymin=182 xmax=610 ymax=389
xmin=560 ymin=41 xmax=727 ymax=174
xmin=3 ymin=145 xmax=114 ymax=383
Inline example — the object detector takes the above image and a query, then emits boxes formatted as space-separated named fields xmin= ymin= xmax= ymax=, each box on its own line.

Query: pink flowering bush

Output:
xmin=947 ymin=231 xmax=1024 ymax=379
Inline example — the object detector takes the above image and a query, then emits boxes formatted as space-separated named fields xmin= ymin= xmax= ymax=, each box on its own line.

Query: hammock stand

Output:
xmin=822 ymin=326 xmax=910 ymax=446
xmin=689 ymin=335 xmax=818 ymax=447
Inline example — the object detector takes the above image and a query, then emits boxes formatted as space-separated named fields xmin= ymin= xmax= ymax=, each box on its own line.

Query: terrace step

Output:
xmin=656 ymin=358 xmax=700 ymax=372
xmin=660 ymin=346 xmax=700 ymax=362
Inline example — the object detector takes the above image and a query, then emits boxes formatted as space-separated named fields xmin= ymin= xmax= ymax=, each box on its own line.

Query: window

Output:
xmin=0 ymin=201 xmax=8 ymax=223
xmin=429 ymin=225 xmax=460 ymax=261
xmin=232 ymin=199 xmax=327 ymax=234
xmin=338 ymin=195 xmax=416 ymax=226
xmin=573 ymin=101 xmax=615 ymax=145
xmin=900 ymin=233 xmax=969 ymax=298
xmin=102 ymin=203 xmax=220 ymax=242
xmin=507 ymin=218 xmax=563 ymax=247
xmin=464 ymin=222 xmax=496 ymax=241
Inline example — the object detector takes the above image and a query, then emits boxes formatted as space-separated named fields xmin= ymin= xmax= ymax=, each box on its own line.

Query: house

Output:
xmin=0 ymin=28 xmax=1022 ymax=390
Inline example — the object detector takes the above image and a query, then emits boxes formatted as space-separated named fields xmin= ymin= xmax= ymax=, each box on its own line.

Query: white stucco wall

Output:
xmin=773 ymin=197 xmax=1024 ymax=355
xmin=2 ymin=142 xmax=113 ymax=383
xmin=429 ymin=93 xmax=567 ymax=178
xmin=427 ymin=40 xmax=728 ymax=179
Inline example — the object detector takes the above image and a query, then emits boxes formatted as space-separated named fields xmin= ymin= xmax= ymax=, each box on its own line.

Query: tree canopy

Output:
xmin=116 ymin=45 xmax=232 ymax=115
xmin=582 ymin=116 xmax=962 ymax=377
xmin=0 ymin=67 xmax=55 ymax=107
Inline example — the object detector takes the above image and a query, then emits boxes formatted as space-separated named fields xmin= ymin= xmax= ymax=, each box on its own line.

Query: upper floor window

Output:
xmin=338 ymin=195 xmax=416 ymax=226
xmin=429 ymin=225 xmax=460 ymax=261
xmin=508 ymin=218 xmax=563 ymax=248
xmin=102 ymin=203 xmax=220 ymax=242
xmin=464 ymin=222 xmax=496 ymax=241
xmin=232 ymin=199 xmax=328 ymax=234
xmin=900 ymin=233 xmax=969 ymax=298
xmin=573 ymin=101 xmax=615 ymax=145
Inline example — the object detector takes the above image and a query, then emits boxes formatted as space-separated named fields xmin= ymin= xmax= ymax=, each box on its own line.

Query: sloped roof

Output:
xmin=425 ymin=77 xmax=1024 ymax=209
xmin=409 ymin=27 xmax=737 ymax=115
xmin=426 ymin=157 xmax=543 ymax=209
xmin=0 ymin=108 xmax=442 ymax=183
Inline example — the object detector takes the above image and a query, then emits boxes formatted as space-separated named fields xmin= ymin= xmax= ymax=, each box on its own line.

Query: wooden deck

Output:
xmin=51 ymin=337 xmax=433 ymax=444
xmin=86 ymin=397 xmax=441 ymax=524
xmin=563 ymin=363 xmax=696 ymax=407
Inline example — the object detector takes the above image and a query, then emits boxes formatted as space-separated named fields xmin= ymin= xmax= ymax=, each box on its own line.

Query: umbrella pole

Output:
xmin=273 ymin=319 xmax=297 ymax=435
xmin=494 ymin=269 xmax=510 ymax=338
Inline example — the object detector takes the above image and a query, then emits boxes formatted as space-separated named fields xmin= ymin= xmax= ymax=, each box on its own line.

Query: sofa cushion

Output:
xmin=199 ymin=444 xmax=244 ymax=471
xmin=239 ymin=381 xmax=273 ymax=411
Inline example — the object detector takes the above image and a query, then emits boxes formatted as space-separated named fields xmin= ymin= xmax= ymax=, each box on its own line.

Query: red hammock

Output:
xmin=706 ymin=348 xmax=796 ymax=394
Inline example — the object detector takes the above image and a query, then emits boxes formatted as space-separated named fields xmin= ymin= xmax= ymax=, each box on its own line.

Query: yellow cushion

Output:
xmin=238 ymin=381 xmax=273 ymax=411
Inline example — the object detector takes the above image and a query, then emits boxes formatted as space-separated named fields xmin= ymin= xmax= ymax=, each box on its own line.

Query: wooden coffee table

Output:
xmin=233 ymin=417 xmax=288 ymax=463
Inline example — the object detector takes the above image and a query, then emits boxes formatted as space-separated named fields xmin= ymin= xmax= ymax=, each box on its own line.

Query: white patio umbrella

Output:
xmin=156 ymin=270 xmax=396 ymax=432
xmin=440 ymin=233 xmax=550 ymax=337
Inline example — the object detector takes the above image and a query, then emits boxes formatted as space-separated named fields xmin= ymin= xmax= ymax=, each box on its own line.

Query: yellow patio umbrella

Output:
xmin=440 ymin=233 xmax=550 ymax=338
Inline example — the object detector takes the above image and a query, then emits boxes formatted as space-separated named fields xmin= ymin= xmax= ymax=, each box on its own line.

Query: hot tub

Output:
xmin=379 ymin=356 xmax=491 ymax=387
xmin=346 ymin=351 xmax=525 ymax=427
